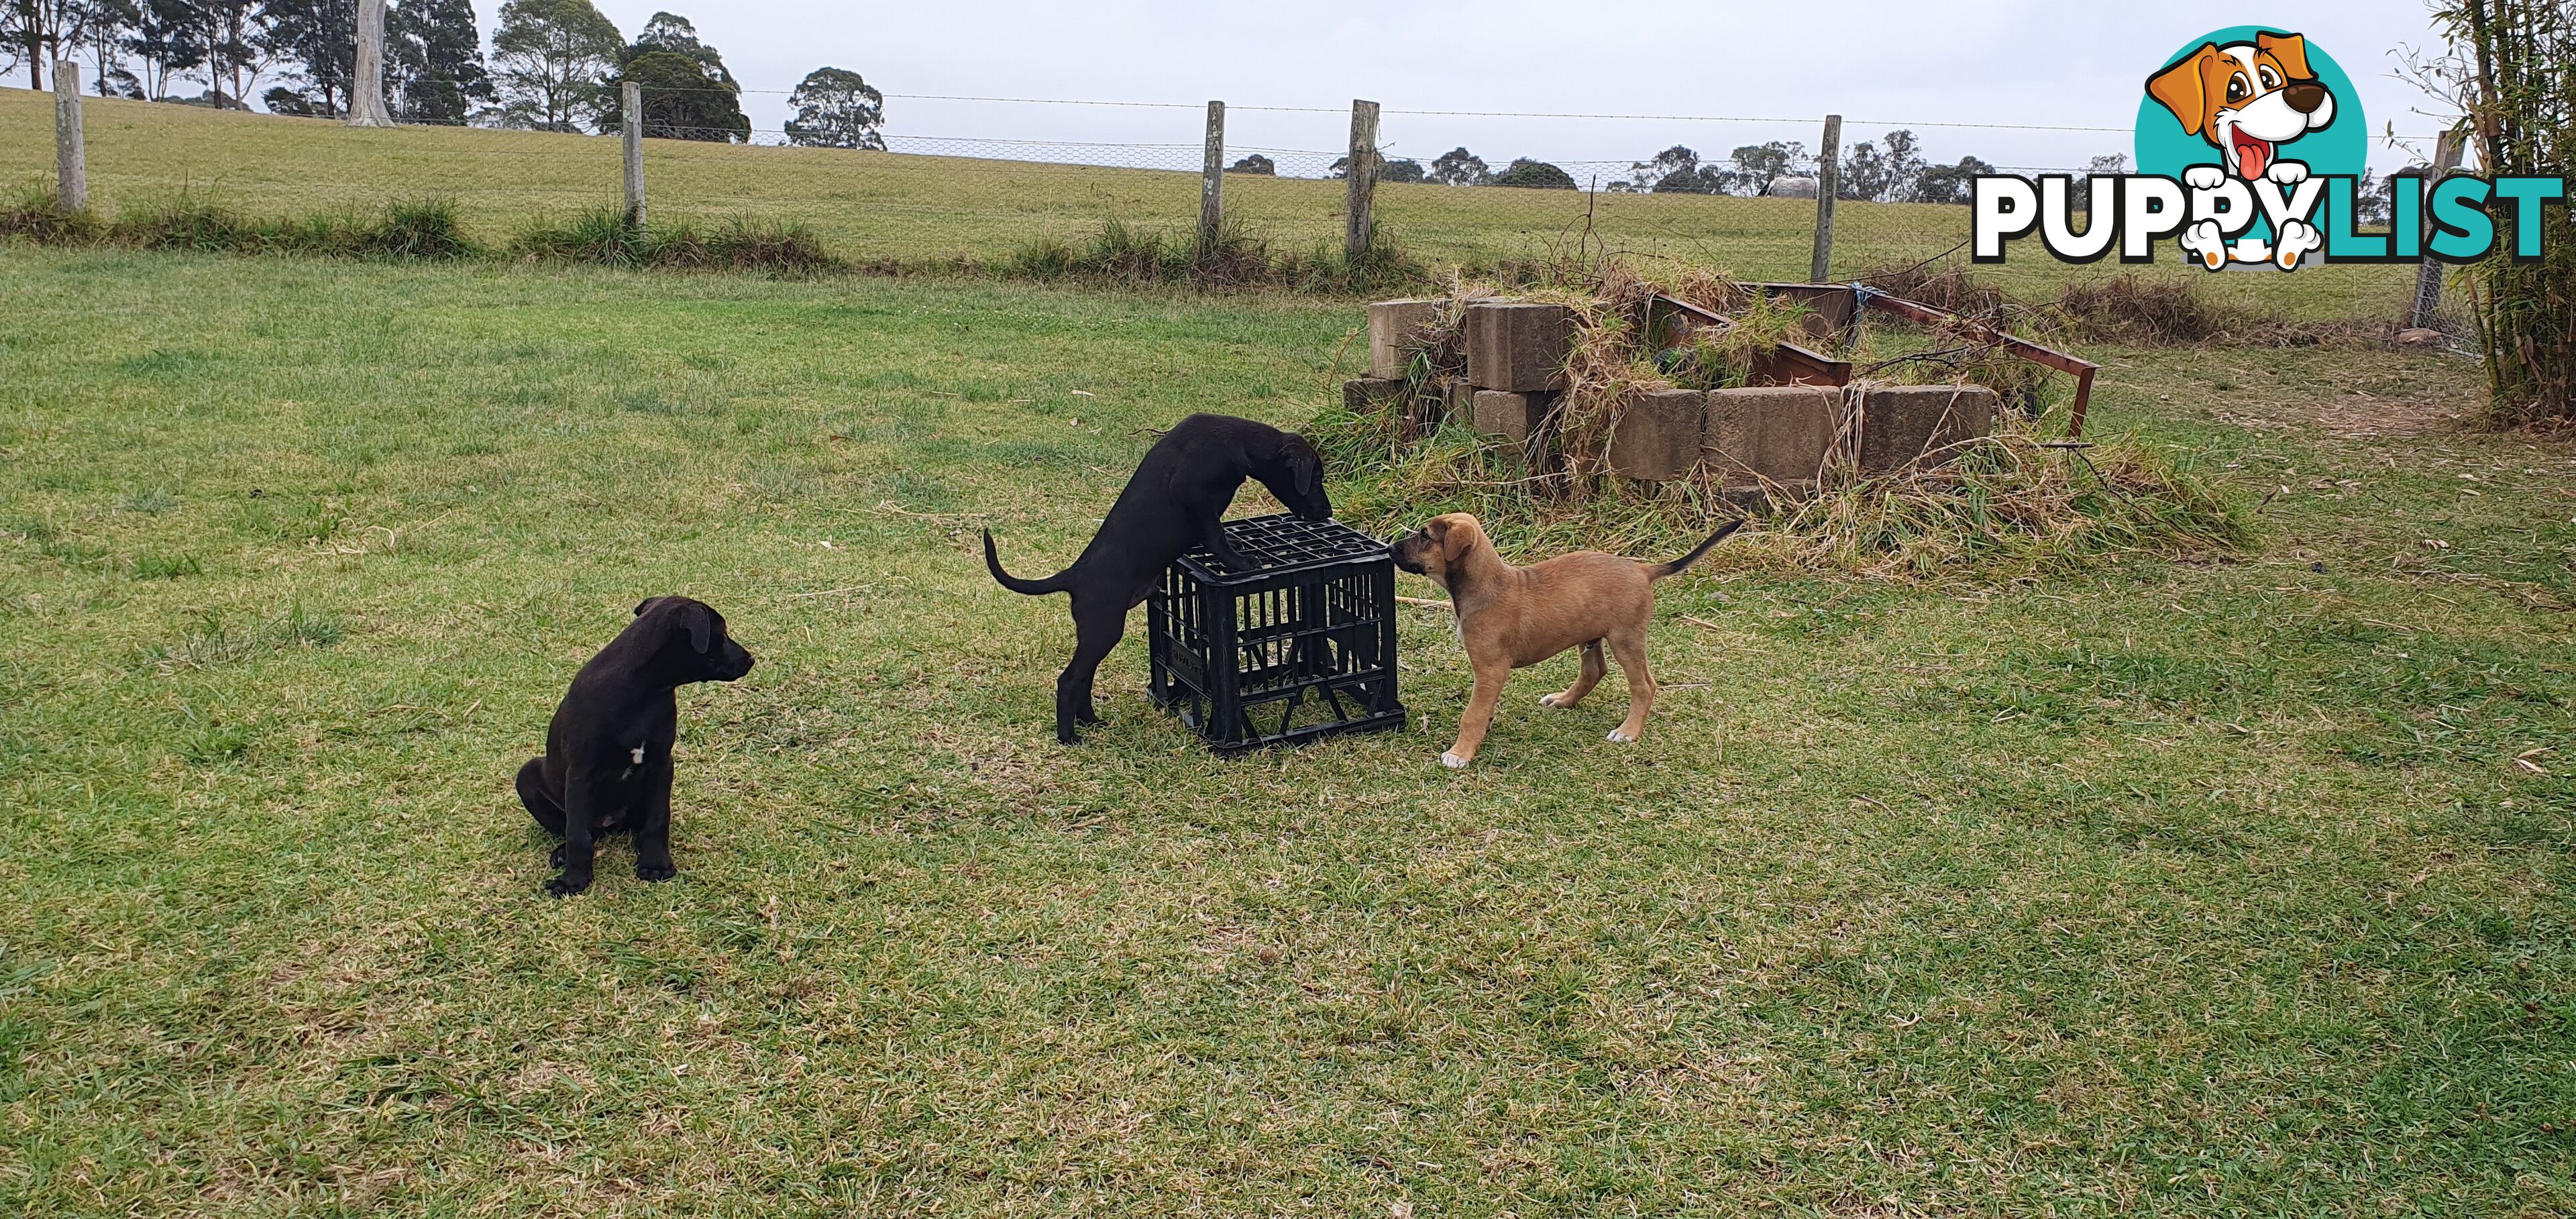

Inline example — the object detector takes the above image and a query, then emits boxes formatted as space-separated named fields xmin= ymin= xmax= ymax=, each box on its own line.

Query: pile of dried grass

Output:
xmin=1858 ymin=262 xmax=2019 ymax=318
xmin=1762 ymin=416 xmax=2250 ymax=578
xmin=2055 ymin=274 xmax=2263 ymax=344
xmin=1549 ymin=259 xmax=1676 ymax=495
xmin=1855 ymin=260 xmax=2286 ymax=347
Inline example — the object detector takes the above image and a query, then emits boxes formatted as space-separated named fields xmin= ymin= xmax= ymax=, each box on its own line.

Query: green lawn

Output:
xmin=2 ymin=247 xmax=2573 ymax=1216
xmin=0 ymin=87 xmax=2423 ymax=323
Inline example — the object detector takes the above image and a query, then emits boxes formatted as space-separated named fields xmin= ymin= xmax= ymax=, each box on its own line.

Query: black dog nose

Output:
xmin=2284 ymin=83 xmax=2328 ymax=114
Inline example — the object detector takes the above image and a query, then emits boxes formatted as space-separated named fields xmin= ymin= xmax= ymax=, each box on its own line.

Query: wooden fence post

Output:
xmin=623 ymin=81 xmax=647 ymax=227
xmin=1345 ymin=99 xmax=1381 ymax=265
xmin=1811 ymin=113 xmax=1843 ymax=283
xmin=1198 ymin=100 xmax=1225 ymax=254
xmin=53 ymin=61 xmax=85 ymax=213
xmin=2410 ymin=129 xmax=2466 ymax=331
xmin=349 ymin=0 xmax=394 ymax=127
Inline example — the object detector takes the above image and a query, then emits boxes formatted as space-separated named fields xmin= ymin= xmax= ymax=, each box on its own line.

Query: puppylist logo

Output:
xmin=1974 ymin=25 xmax=2567 ymax=271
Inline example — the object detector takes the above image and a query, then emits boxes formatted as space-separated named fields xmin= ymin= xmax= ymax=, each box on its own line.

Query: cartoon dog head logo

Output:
xmin=2146 ymin=32 xmax=2336 ymax=182
xmin=2132 ymin=28 xmax=2365 ymax=271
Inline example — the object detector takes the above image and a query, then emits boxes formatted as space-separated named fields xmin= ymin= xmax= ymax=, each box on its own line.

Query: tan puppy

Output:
xmin=1391 ymin=513 xmax=1741 ymax=769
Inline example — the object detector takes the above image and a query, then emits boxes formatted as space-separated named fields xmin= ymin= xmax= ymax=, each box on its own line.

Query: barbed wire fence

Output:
xmin=14 ymin=68 xmax=2467 ymax=330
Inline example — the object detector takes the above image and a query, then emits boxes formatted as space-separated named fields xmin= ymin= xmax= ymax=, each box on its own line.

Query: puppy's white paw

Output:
xmin=1538 ymin=693 xmax=1564 ymax=708
xmin=2267 ymin=160 xmax=2310 ymax=186
xmin=2178 ymin=220 xmax=2229 ymax=271
xmin=2183 ymin=165 xmax=2226 ymax=191
xmin=1440 ymin=751 xmax=1469 ymax=770
xmin=1607 ymin=729 xmax=1638 ymax=744
xmin=2273 ymin=218 xmax=2323 ymax=270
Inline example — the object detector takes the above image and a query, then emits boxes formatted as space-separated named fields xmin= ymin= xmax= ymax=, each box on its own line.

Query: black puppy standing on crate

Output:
xmin=517 ymin=596 xmax=755 ymax=896
xmin=983 ymin=413 xmax=1331 ymax=743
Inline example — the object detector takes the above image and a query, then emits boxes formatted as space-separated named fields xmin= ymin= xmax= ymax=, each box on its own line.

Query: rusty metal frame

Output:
xmin=1735 ymin=282 xmax=2102 ymax=438
xmin=1646 ymin=295 xmax=1854 ymax=388
xmin=1648 ymin=286 xmax=2100 ymax=436
xmin=1856 ymin=291 xmax=2100 ymax=438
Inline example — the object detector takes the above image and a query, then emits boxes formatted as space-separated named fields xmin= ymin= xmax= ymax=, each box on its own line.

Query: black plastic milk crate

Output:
xmin=1147 ymin=515 xmax=1407 ymax=753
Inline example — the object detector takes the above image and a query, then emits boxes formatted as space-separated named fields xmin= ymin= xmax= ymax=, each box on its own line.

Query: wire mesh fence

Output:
xmin=0 ymin=80 xmax=2465 ymax=328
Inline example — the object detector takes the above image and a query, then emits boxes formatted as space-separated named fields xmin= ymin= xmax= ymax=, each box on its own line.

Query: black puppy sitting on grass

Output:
xmin=517 ymin=596 xmax=755 ymax=897
xmin=983 ymin=413 xmax=1331 ymax=744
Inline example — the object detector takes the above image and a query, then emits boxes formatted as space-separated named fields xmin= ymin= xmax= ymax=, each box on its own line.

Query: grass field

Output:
xmin=1 ymin=244 xmax=2573 ymax=1215
xmin=0 ymin=87 xmax=2428 ymax=322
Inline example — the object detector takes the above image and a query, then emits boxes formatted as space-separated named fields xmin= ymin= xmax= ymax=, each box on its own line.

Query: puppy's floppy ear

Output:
xmin=1291 ymin=441 xmax=1318 ymax=496
xmin=2255 ymin=31 xmax=2313 ymax=81
xmin=2147 ymin=45 xmax=2216 ymax=136
xmin=674 ymin=602 xmax=714 ymax=654
xmin=1439 ymin=517 xmax=1477 ymax=564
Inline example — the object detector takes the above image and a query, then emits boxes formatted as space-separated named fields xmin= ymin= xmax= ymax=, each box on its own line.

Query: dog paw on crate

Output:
xmin=981 ymin=413 xmax=1328 ymax=745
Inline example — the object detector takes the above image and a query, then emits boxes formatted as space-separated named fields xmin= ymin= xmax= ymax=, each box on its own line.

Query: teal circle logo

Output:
xmin=2135 ymin=27 xmax=2366 ymax=184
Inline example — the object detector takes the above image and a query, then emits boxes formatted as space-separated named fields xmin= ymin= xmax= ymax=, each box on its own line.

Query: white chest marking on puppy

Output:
xmin=631 ymin=745 xmax=647 ymax=765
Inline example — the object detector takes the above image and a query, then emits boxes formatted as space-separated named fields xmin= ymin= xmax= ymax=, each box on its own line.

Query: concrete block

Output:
xmin=1704 ymin=386 xmax=1838 ymax=489
xmin=1472 ymin=389 xmax=1554 ymax=445
xmin=1609 ymin=390 xmax=1706 ymax=482
xmin=1343 ymin=376 xmax=1406 ymax=416
xmin=1464 ymin=301 xmax=1575 ymax=392
xmin=1367 ymin=299 xmax=1444 ymax=379
xmin=1858 ymin=384 xmax=1998 ymax=474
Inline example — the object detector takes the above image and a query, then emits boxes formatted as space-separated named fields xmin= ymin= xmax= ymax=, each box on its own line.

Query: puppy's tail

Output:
xmin=983 ymin=529 xmax=1073 ymax=596
xmin=1648 ymin=518 xmax=1746 ymax=580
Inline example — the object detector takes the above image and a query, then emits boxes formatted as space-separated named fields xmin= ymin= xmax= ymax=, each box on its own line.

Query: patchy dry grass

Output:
xmin=0 ymin=248 xmax=2572 ymax=1216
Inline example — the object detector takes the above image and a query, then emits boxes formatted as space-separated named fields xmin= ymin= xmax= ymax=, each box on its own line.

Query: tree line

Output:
xmin=0 ymin=1 xmax=888 ymax=146
xmin=1616 ymin=134 xmax=2014 ymax=205
xmin=1230 ymin=134 xmax=2035 ymax=205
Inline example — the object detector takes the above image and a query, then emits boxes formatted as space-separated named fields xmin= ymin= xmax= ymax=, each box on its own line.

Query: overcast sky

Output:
xmin=535 ymin=2 xmax=2455 ymax=176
